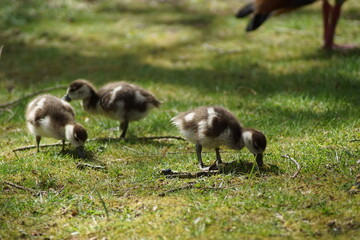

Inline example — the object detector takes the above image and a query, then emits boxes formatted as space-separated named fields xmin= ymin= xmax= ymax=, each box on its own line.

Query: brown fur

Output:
xmin=100 ymin=82 xmax=160 ymax=112
xmin=69 ymin=79 xmax=96 ymax=92
xmin=73 ymin=124 xmax=88 ymax=142
xmin=68 ymin=80 xmax=99 ymax=110
xmin=100 ymin=83 xmax=152 ymax=113
xmin=178 ymin=108 xmax=208 ymax=133
xmin=26 ymin=94 xmax=75 ymax=130
xmin=245 ymin=128 xmax=267 ymax=152
xmin=176 ymin=106 xmax=243 ymax=147
xmin=67 ymin=80 xmax=160 ymax=115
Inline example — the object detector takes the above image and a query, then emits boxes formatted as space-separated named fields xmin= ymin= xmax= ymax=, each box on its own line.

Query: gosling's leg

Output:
xmin=119 ymin=120 xmax=129 ymax=139
xmin=61 ymin=139 xmax=65 ymax=152
xmin=196 ymin=144 xmax=206 ymax=170
xmin=196 ymin=144 xmax=217 ymax=171
xmin=215 ymin=148 xmax=222 ymax=164
xmin=209 ymin=148 xmax=222 ymax=170
xmin=36 ymin=136 xmax=41 ymax=152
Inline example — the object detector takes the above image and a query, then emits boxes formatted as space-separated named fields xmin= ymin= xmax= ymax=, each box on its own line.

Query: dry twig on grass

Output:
xmin=160 ymin=169 xmax=219 ymax=179
xmin=350 ymin=139 xmax=360 ymax=142
xmin=89 ymin=136 xmax=185 ymax=142
xmin=12 ymin=142 xmax=69 ymax=152
xmin=0 ymin=85 xmax=67 ymax=109
xmin=12 ymin=136 xmax=185 ymax=152
xmin=282 ymin=154 xmax=301 ymax=178
xmin=3 ymin=181 xmax=47 ymax=196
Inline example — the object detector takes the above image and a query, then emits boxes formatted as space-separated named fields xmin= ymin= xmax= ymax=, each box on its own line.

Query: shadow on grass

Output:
xmin=2 ymin=41 xmax=359 ymax=139
xmin=162 ymin=160 xmax=281 ymax=179
xmin=88 ymin=137 xmax=179 ymax=149
xmin=58 ymin=148 xmax=100 ymax=163
xmin=3 ymin=41 xmax=359 ymax=98
xmin=220 ymin=160 xmax=282 ymax=175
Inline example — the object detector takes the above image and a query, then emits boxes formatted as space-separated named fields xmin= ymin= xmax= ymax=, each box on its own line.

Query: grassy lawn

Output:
xmin=1 ymin=0 xmax=359 ymax=239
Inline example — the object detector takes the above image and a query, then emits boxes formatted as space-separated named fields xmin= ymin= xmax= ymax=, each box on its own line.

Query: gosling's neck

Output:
xmin=82 ymin=88 xmax=100 ymax=113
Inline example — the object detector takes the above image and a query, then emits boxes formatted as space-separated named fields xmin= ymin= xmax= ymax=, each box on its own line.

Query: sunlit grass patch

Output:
xmin=1 ymin=0 xmax=359 ymax=239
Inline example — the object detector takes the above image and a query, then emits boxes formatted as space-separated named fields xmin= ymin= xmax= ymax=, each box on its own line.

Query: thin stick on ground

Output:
xmin=130 ymin=150 xmax=230 ymax=156
xmin=89 ymin=136 xmax=185 ymax=142
xmin=122 ymin=145 xmax=143 ymax=154
xmin=160 ymin=169 xmax=219 ymax=179
xmin=12 ymin=142 xmax=69 ymax=152
xmin=0 ymin=85 xmax=67 ymax=109
xmin=3 ymin=181 xmax=47 ymax=195
xmin=282 ymin=154 xmax=301 ymax=178
xmin=350 ymin=139 xmax=360 ymax=142
xmin=12 ymin=136 xmax=185 ymax=152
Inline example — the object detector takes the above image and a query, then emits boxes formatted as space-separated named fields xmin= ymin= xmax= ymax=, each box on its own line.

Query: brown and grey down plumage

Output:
xmin=172 ymin=106 xmax=267 ymax=171
xmin=25 ymin=94 xmax=88 ymax=158
xmin=63 ymin=79 xmax=161 ymax=138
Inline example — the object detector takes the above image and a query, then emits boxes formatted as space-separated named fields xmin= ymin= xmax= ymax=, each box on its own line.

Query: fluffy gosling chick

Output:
xmin=26 ymin=94 xmax=88 ymax=158
xmin=172 ymin=106 xmax=267 ymax=171
xmin=63 ymin=79 xmax=161 ymax=138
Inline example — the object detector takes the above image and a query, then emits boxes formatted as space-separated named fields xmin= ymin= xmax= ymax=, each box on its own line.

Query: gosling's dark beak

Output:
xmin=76 ymin=146 xmax=86 ymax=159
xmin=255 ymin=154 xmax=264 ymax=167
xmin=62 ymin=94 xmax=72 ymax=102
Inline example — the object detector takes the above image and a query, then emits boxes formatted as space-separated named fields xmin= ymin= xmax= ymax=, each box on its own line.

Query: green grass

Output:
xmin=1 ymin=0 xmax=359 ymax=239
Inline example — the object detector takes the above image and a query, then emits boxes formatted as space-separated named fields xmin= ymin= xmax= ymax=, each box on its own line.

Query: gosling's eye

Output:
xmin=70 ymin=84 xmax=81 ymax=92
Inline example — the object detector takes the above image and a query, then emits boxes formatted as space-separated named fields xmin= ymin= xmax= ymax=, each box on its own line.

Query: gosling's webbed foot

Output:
xmin=209 ymin=163 xmax=220 ymax=171
xmin=199 ymin=162 xmax=220 ymax=171
xmin=199 ymin=165 xmax=213 ymax=171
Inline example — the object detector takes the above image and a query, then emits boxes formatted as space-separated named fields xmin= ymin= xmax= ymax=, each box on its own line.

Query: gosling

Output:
xmin=26 ymin=94 xmax=88 ymax=158
xmin=63 ymin=79 xmax=161 ymax=138
xmin=172 ymin=106 xmax=267 ymax=171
